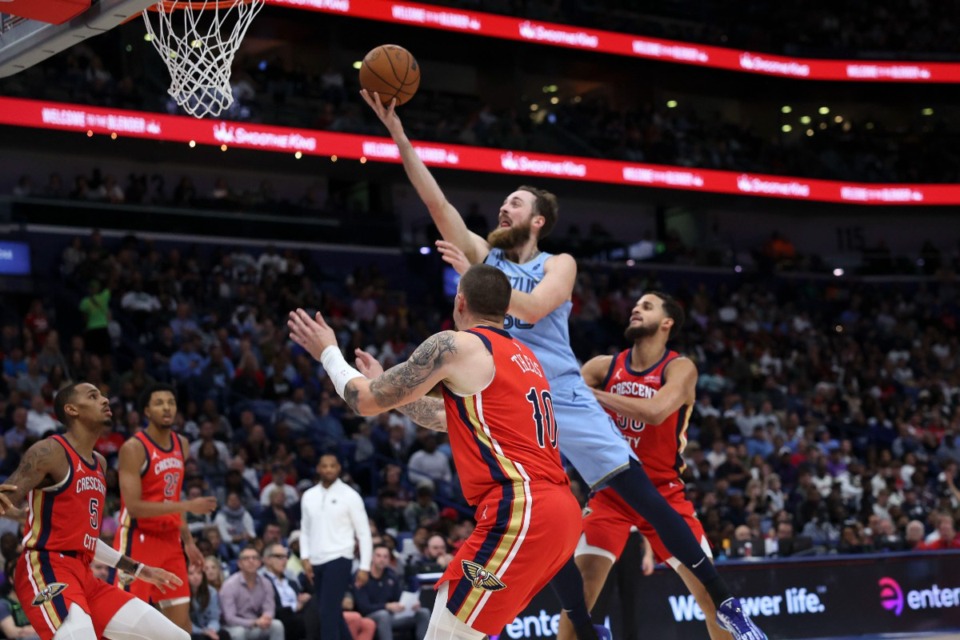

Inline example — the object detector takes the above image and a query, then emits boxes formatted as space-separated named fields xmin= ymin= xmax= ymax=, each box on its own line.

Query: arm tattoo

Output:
xmin=396 ymin=397 xmax=447 ymax=432
xmin=368 ymin=333 xmax=457 ymax=408
xmin=5 ymin=440 xmax=59 ymax=502
xmin=343 ymin=380 xmax=361 ymax=413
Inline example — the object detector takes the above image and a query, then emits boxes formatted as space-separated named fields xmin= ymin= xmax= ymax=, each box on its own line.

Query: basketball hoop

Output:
xmin=143 ymin=0 xmax=264 ymax=119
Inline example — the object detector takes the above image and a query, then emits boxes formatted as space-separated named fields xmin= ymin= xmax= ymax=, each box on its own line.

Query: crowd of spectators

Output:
xmin=432 ymin=0 xmax=960 ymax=57
xmin=9 ymin=166 xmax=339 ymax=218
xmin=0 ymin=226 xmax=958 ymax=637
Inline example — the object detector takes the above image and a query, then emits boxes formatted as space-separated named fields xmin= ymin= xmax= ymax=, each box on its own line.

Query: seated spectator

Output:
xmin=403 ymin=483 xmax=440 ymax=532
xmin=3 ymin=408 xmax=30 ymax=453
xmin=25 ymin=394 xmax=58 ymax=438
xmin=405 ymin=534 xmax=453 ymax=582
xmin=189 ymin=562 xmax=229 ymax=640
xmin=215 ymin=492 xmax=257 ymax=556
xmin=904 ymin=520 xmax=927 ymax=550
xmin=203 ymin=555 xmax=227 ymax=590
xmin=916 ymin=514 xmax=960 ymax=551
xmin=259 ymin=464 xmax=300 ymax=508
xmin=406 ymin=434 xmax=452 ymax=490
xmin=204 ymin=526 xmax=237 ymax=565
xmin=275 ymin=387 xmax=315 ymax=434
xmin=373 ymin=489 xmax=406 ymax=535
xmin=353 ymin=545 xmax=429 ymax=640
xmin=220 ymin=545 xmax=284 ymax=640
xmin=261 ymin=543 xmax=310 ymax=640
xmin=0 ymin=559 xmax=39 ymax=640
xmin=191 ymin=420 xmax=232 ymax=467
xmin=259 ymin=488 xmax=300 ymax=540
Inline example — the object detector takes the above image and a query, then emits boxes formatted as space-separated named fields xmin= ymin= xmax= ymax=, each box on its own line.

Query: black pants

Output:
xmin=312 ymin=558 xmax=353 ymax=640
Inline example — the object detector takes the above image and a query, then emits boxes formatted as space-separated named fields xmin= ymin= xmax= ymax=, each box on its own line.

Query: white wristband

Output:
xmin=320 ymin=345 xmax=364 ymax=399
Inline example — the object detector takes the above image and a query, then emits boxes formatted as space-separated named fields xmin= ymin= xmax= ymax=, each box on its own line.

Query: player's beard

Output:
xmin=487 ymin=218 xmax=533 ymax=250
xmin=624 ymin=322 xmax=659 ymax=342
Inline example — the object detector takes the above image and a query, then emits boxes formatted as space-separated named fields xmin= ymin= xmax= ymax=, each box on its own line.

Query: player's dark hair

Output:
xmin=138 ymin=382 xmax=176 ymax=413
xmin=647 ymin=291 xmax=685 ymax=339
xmin=518 ymin=185 xmax=559 ymax=238
xmin=53 ymin=382 xmax=84 ymax=426
xmin=460 ymin=264 xmax=511 ymax=319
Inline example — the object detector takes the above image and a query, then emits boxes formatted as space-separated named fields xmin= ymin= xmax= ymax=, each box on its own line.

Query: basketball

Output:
xmin=359 ymin=44 xmax=420 ymax=106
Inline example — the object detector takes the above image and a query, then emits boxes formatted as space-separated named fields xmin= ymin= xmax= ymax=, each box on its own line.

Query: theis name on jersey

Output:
xmin=511 ymin=353 xmax=542 ymax=377
xmin=153 ymin=457 xmax=183 ymax=475
xmin=76 ymin=475 xmax=106 ymax=495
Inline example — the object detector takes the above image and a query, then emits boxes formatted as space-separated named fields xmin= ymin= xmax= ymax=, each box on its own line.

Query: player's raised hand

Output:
xmin=436 ymin=240 xmax=473 ymax=275
xmin=288 ymin=308 xmax=338 ymax=361
xmin=137 ymin=565 xmax=183 ymax=593
xmin=354 ymin=349 xmax=384 ymax=377
xmin=360 ymin=90 xmax=402 ymax=134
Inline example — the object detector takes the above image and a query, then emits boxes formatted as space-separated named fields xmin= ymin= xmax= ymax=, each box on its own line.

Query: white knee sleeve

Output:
xmin=103 ymin=599 xmax=190 ymax=640
xmin=53 ymin=604 xmax=97 ymax=640
xmin=423 ymin=583 xmax=485 ymax=640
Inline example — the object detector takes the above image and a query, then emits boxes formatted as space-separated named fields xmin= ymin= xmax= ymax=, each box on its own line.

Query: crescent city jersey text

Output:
xmin=118 ymin=431 xmax=185 ymax=533
xmin=601 ymin=349 xmax=692 ymax=486
xmin=483 ymin=248 xmax=580 ymax=384
xmin=441 ymin=326 xmax=568 ymax=506
xmin=21 ymin=435 xmax=106 ymax=557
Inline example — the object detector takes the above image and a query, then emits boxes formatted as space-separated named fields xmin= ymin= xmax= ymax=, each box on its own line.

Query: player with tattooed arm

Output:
xmin=288 ymin=264 xmax=582 ymax=640
xmin=364 ymin=92 xmax=766 ymax=640
xmin=0 ymin=382 xmax=189 ymax=640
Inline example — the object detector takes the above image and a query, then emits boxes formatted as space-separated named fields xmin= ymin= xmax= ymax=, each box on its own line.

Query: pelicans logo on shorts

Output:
xmin=462 ymin=560 xmax=506 ymax=591
xmin=31 ymin=582 xmax=67 ymax=605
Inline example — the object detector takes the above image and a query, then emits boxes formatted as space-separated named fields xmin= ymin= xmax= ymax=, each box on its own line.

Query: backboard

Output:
xmin=0 ymin=0 xmax=157 ymax=78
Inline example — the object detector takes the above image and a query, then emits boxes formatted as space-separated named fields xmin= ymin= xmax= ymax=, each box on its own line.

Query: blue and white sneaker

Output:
xmin=593 ymin=625 xmax=612 ymax=640
xmin=716 ymin=598 xmax=767 ymax=640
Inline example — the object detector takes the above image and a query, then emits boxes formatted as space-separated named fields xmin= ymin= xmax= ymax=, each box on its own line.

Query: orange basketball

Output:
xmin=359 ymin=44 xmax=420 ymax=106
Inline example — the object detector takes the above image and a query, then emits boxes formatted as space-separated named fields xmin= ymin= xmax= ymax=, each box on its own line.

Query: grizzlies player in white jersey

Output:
xmin=362 ymin=90 xmax=766 ymax=640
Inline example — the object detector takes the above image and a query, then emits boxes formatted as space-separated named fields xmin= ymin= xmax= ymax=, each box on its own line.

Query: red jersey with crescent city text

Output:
xmin=601 ymin=349 xmax=691 ymax=487
xmin=441 ymin=326 xmax=568 ymax=505
xmin=118 ymin=431 xmax=185 ymax=534
xmin=21 ymin=435 xmax=106 ymax=558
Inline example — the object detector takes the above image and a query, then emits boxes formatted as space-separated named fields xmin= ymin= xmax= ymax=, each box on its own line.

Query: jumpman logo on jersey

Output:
xmin=76 ymin=461 xmax=84 ymax=473
xmin=152 ymin=451 xmax=160 ymax=460
xmin=612 ymin=370 xmax=623 ymax=381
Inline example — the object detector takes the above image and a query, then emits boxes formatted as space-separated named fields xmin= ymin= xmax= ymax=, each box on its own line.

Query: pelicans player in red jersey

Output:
xmin=0 ymin=382 xmax=187 ymax=640
xmin=288 ymin=264 xmax=582 ymax=640
xmin=113 ymin=383 xmax=217 ymax=633
xmin=558 ymin=292 xmax=732 ymax=640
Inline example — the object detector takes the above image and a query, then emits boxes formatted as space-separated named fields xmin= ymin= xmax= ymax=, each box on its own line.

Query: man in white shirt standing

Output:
xmin=300 ymin=454 xmax=372 ymax=640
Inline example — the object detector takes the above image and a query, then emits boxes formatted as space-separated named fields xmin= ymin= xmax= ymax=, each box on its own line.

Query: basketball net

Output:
xmin=143 ymin=0 xmax=264 ymax=119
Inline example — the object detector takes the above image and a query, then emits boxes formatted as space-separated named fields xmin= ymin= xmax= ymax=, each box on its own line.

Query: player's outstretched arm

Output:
xmin=360 ymin=90 xmax=488 ymax=264
xmin=507 ymin=252 xmax=577 ymax=323
xmin=581 ymin=355 xmax=614 ymax=390
xmin=289 ymin=309 xmax=457 ymax=416
xmin=0 ymin=439 xmax=66 ymax=519
xmin=118 ymin=439 xmax=216 ymax=519
xmin=95 ymin=539 xmax=183 ymax=593
xmin=355 ymin=348 xmax=447 ymax=431
xmin=591 ymin=357 xmax=698 ymax=425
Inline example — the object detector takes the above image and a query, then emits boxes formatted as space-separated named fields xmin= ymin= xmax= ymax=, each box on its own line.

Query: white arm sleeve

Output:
xmin=95 ymin=539 xmax=123 ymax=568
xmin=320 ymin=346 xmax=364 ymax=399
